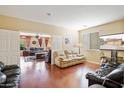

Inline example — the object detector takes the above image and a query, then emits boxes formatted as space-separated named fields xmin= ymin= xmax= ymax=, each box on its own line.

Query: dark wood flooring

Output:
xmin=20 ymin=58 xmax=100 ymax=88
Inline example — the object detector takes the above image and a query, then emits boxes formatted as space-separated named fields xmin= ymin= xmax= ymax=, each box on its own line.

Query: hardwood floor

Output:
xmin=19 ymin=58 xmax=100 ymax=88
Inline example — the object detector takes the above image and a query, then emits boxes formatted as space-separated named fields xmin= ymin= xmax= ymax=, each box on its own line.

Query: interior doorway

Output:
xmin=20 ymin=32 xmax=51 ymax=63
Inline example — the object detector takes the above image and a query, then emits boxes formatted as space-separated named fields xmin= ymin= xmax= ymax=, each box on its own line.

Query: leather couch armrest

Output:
xmin=86 ymin=72 xmax=104 ymax=86
xmin=86 ymin=72 xmax=123 ymax=88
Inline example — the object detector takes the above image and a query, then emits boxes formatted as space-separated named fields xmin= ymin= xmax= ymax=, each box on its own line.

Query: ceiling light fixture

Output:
xmin=46 ymin=12 xmax=52 ymax=16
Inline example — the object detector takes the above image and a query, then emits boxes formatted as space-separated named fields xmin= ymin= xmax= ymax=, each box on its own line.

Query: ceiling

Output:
xmin=0 ymin=5 xmax=124 ymax=30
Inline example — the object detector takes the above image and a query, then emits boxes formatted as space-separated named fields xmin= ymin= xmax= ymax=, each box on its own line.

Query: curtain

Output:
xmin=47 ymin=38 xmax=51 ymax=48
xmin=26 ymin=36 xmax=32 ymax=48
xmin=38 ymin=37 xmax=42 ymax=47
xmin=41 ymin=37 xmax=46 ymax=50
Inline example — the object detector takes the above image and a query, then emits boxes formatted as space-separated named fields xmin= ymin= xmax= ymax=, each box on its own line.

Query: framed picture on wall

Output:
xmin=65 ymin=37 xmax=70 ymax=44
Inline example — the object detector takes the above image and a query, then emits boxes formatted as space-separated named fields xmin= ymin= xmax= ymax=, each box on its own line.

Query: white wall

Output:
xmin=0 ymin=29 xmax=20 ymax=65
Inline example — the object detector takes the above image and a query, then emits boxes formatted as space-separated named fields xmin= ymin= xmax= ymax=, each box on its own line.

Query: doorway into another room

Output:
xmin=20 ymin=32 xmax=51 ymax=64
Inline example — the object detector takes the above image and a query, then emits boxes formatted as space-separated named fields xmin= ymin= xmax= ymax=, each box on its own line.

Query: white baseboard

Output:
xmin=86 ymin=60 xmax=101 ymax=65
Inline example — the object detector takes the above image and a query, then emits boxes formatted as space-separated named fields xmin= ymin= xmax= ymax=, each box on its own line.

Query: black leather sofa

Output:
xmin=86 ymin=63 xmax=124 ymax=88
xmin=0 ymin=61 xmax=20 ymax=88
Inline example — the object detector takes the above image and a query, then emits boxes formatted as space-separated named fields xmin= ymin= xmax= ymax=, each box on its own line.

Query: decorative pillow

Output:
xmin=0 ymin=61 xmax=5 ymax=71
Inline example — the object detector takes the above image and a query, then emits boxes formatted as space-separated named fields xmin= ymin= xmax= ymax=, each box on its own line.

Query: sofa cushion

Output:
xmin=3 ymin=65 xmax=20 ymax=71
xmin=96 ymin=65 xmax=116 ymax=77
xmin=58 ymin=57 xmax=64 ymax=61
xmin=68 ymin=55 xmax=73 ymax=59
xmin=6 ymin=75 xmax=20 ymax=83
xmin=3 ymin=69 xmax=20 ymax=77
